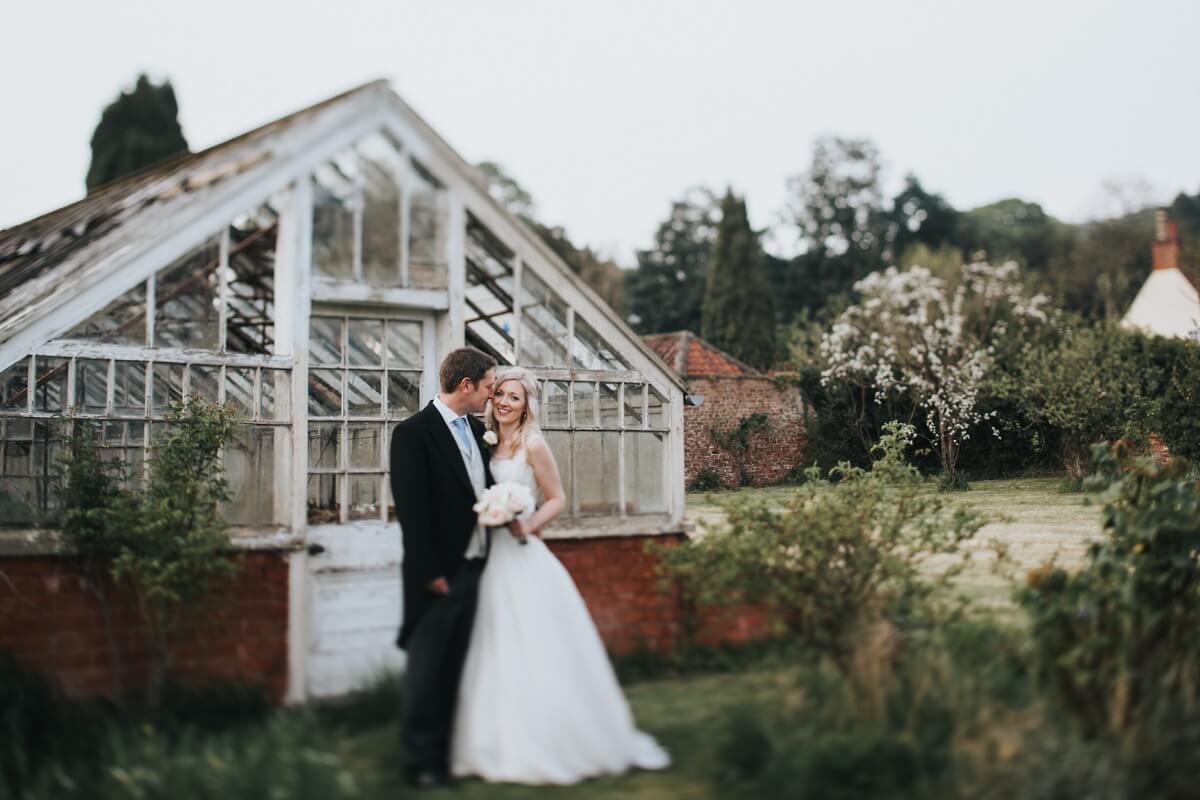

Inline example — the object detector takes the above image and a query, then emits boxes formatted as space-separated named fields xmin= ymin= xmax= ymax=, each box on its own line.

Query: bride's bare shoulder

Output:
xmin=525 ymin=432 xmax=550 ymax=454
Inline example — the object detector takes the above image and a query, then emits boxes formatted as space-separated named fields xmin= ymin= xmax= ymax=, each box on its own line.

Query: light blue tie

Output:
xmin=452 ymin=416 xmax=473 ymax=454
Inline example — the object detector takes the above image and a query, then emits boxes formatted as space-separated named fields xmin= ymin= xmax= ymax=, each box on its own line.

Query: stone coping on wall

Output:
xmin=541 ymin=514 xmax=690 ymax=541
xmin=1 ymin=517 xmax=691 ymax=557
xmin=0 ymin=526 xmax=305 ymax=558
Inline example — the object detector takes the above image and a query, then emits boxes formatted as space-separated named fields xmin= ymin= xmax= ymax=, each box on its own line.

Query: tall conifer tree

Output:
xmin=86 ymin=74 xmax=189 ymax=191
xmin=701 ymin=190 xmax=776 ymax=369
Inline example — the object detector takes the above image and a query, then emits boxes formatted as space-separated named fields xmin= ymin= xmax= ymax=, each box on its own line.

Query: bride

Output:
xmin=451 ymin=366 xmax=670 ymax=785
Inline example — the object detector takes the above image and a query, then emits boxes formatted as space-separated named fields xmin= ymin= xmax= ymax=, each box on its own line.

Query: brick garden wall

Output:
xmin=2 ymin=536 xmax=769 ymax=700
xmin=685 ymin=375 xmax=808 ymax=488
xmin=0 ymin=550 xmax=290 ymax=701
xmin=549 ymin=534 xmax=771 ymax=654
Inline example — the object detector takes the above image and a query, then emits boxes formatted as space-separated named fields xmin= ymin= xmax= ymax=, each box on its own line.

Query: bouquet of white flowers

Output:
xmin=474 ymin=481 xmax=536 ymax=544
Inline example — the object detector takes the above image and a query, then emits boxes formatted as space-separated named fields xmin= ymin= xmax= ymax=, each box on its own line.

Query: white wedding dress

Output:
xmin=451 ymin=446 xmax=671 ymax=784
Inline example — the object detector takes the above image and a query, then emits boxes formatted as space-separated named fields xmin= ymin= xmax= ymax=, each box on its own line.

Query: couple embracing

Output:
xmin=389 ymin=347 xmax=670 ymax=789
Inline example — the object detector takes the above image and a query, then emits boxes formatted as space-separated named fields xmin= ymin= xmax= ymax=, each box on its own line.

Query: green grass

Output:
xmin=687 ymin=478 xmax=1102 ymax=615
xmin=333 ymin=667 xmax=790 ymax=799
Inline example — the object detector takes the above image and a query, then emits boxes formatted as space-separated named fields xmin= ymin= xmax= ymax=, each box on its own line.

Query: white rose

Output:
xmin=482 ymin=430 xmax=498 ymax=446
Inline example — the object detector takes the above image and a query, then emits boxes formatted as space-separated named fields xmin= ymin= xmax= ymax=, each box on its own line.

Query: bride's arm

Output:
xmin=520 ymin=435 xmax=566 ymax=537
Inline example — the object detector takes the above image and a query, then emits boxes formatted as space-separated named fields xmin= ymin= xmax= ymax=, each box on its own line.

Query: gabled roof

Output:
xmin=642 ymin=330 xmax=758 ymax=377
xmin=1122 ymin=267 xmax=1200 ymax=341
xmin=0 ymin=80 xmax=381 ymax=302
xmin=0 ymin=80 xmax=686 ymax=392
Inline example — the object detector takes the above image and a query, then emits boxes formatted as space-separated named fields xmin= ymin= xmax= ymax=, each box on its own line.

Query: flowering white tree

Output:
xmin=820 ymin=261 xmax=1050 ymax=485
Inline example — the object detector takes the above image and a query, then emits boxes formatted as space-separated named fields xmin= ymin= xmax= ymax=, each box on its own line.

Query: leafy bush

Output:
xmin=22 ymin=713 xmax=360 ymax=800
xmin=687 ymin=467 xmax=725 ymax=492
xmin=657 ymin=422 xmax=986 ymax=670
xmin=0 ymin=653 xmax=109 ymax=798
xmin=1019 ymin=441 xmax=1200 ymax=735
xmin=52 ymin=400 xmax=241 ymax=705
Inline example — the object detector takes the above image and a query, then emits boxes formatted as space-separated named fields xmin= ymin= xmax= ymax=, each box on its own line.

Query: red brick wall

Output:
xmin=685 ymin=376 xmax=808 ymax=488
xmin=0 ymin=550 xmax=290 ymax=701
xmin=548 ymin=534 xmax=771 ymax=654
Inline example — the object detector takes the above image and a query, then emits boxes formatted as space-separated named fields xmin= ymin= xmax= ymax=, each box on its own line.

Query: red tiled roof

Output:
xmin=642 ymin=331 xmax=757 ymax=378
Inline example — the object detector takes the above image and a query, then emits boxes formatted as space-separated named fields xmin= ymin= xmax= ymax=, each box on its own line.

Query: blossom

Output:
xmin=482 ymin=430 xmax=498 ymax=446
xmin=819 ymin=259 xmax=1051 ymax=477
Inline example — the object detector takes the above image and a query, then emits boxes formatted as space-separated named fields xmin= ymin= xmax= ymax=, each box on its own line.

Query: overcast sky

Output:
xmin=3 ymin=0 xmax=1198 ymax=264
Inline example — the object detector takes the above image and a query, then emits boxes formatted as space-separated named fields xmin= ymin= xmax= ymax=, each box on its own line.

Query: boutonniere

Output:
xmin=482 ymin=430 xmax=498 ymax=448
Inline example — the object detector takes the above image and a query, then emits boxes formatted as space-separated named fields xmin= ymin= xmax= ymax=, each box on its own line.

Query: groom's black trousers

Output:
xmin=402 ymin=558 xmax=484 ymax=776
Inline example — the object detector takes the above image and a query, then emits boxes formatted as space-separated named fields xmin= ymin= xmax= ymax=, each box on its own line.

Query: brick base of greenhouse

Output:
xmin=0 ymin=535 xmax=769 ymax=701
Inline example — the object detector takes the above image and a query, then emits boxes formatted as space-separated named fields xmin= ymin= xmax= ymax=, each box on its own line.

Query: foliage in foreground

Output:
xmin=1019 ymin=442 xmax=1200 ymax=735
xmin=54 ymin=399 xmax=241 ymax=703
xmin=657 ymin=422 xmax=986 ymax=670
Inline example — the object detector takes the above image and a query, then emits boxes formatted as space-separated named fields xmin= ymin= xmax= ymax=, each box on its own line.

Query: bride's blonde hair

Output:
xmin=485 ymin=367 xmax=542 ymax=455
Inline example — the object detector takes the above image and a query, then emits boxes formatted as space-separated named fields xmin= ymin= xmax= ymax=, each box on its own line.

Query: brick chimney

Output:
xmin=1153 ymin=209 xmax=1180 ymax=271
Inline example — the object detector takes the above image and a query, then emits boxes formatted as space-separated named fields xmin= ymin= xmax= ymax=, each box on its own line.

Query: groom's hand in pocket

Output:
xmin=426 ymin=577 xmax=450 ymax=596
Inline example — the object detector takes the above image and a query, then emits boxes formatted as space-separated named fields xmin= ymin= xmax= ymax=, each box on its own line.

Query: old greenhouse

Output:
xmin=0 ymin=81 xmax=687 ymax=700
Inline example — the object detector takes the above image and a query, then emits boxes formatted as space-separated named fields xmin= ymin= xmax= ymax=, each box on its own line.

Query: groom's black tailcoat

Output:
xmin=389 ymin=401 xmax=494 ymax=649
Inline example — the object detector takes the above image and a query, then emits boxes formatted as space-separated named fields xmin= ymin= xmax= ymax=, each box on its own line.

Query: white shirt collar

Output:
xmin=432 ymin=395 xmax=466 ymax=428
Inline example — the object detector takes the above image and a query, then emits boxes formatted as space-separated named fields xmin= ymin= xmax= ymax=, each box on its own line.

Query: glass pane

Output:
xmin=574 ymin=431 xmax=620 ymax=515
xmin=312 ymin=157 xmax=357 ymax=280
xmin=360 ymin=133 xmax=403 ymax=287
xmin=1 ymin=419 xmax=31 ymax=474
xmin=226 ymin=204 xmax=277 ymax=355
xmin=599 ymin=383 xmax=621 ymax=428
xmin=349 ymin=474 xmax=381 ymax=520
xmin=309 ymin=317 xmax=343 ymax=366
xmin=348 ymin=423 xmax=383 ymax=469
xmin=464 ymin=231 xmax=516 ymax=365
xmin=33 ymin=357 xmax=68 ymax=414
xmin=31 ymin=422 xmax=61 ymax=479
xmin=155 ymin=237 xmax=220 ymax=350
xmin=543 ymin=381 xmax=569 ymax=427
xmin=387 ymin=372 xmax=421 ymax=419
xmin=572 ymin=381 xmax=596 ymax=427
xmin=386 ymin=321 xmax=422 ymax=368
xmin=225 ymin=367 xmax=255 ymax=418
xmin=307 ymin=474 xmax=340 ymax=524
xmin=347 ymin=370 xmax=382 ymax=417
xmin=64 ymin=280 xmax=147 ymax=346
xmin=623 ymin=384 xmax=645 ymax=428
xmin=625 ymin=432 xmax=667 ymax=514
xmin=347 ymin=318 xmax=384 ymax=367
xmin=408 ymin=158 xmax=446 ymax=289
xmin=518 ymin=269 xmax=569 ymax=367
xmin=308 ymin=422 xmax=340 ymax=470
xmin=223 ymin=425 xmax=275 ymax=526
xmin=113 ymin=362 xmax=146 ymax=416
xmin=74 ymin=359 xmax=108 ymax=415
xmin=308 ymin=369 xmax=342 ymax=417
xmin=151 ymin=363 xmax=185 ymax=417
xmin=572 ymin=315 xmax=628 ymax=371
xmin=260 ymin=369 xmax=289 ymax=422
xmin=188 ymin=365 xmax=221 ymax=403
xmin=544 ymin=429 xmax=572 ymax=518
xmin=0 ymin=358 xmax=30 ymax=413
xmin=0 ymin=475 xmax=36 ymax=526
xmin=648 ymin=385 xmax=668 ymax=429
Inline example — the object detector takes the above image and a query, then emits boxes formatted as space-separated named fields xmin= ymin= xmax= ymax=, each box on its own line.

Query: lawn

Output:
xmin=334 ymin=665 xmax=788 ymax=799
xmin=687 ymin=477 xmax=1102 ymax=614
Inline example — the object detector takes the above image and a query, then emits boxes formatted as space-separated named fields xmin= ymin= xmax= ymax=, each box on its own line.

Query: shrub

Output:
xmin=0 ymin=652 xmax=108 ymax=798
xmin=1018 ymin=441 xmax=1200 ymax=735
xmin=657 ymin=422 xmax=987 ymax=671
xmin=112 ymin=398 xmax=240 ymax=704
xmin=22 ymin=713 xmax=360 ymax=800
xmin=687 ymin=467 xmax=725 ymax=492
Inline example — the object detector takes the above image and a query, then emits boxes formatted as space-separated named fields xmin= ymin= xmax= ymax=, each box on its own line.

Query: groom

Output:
xmin=390 ymin=346 xmax=497 ymax=789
